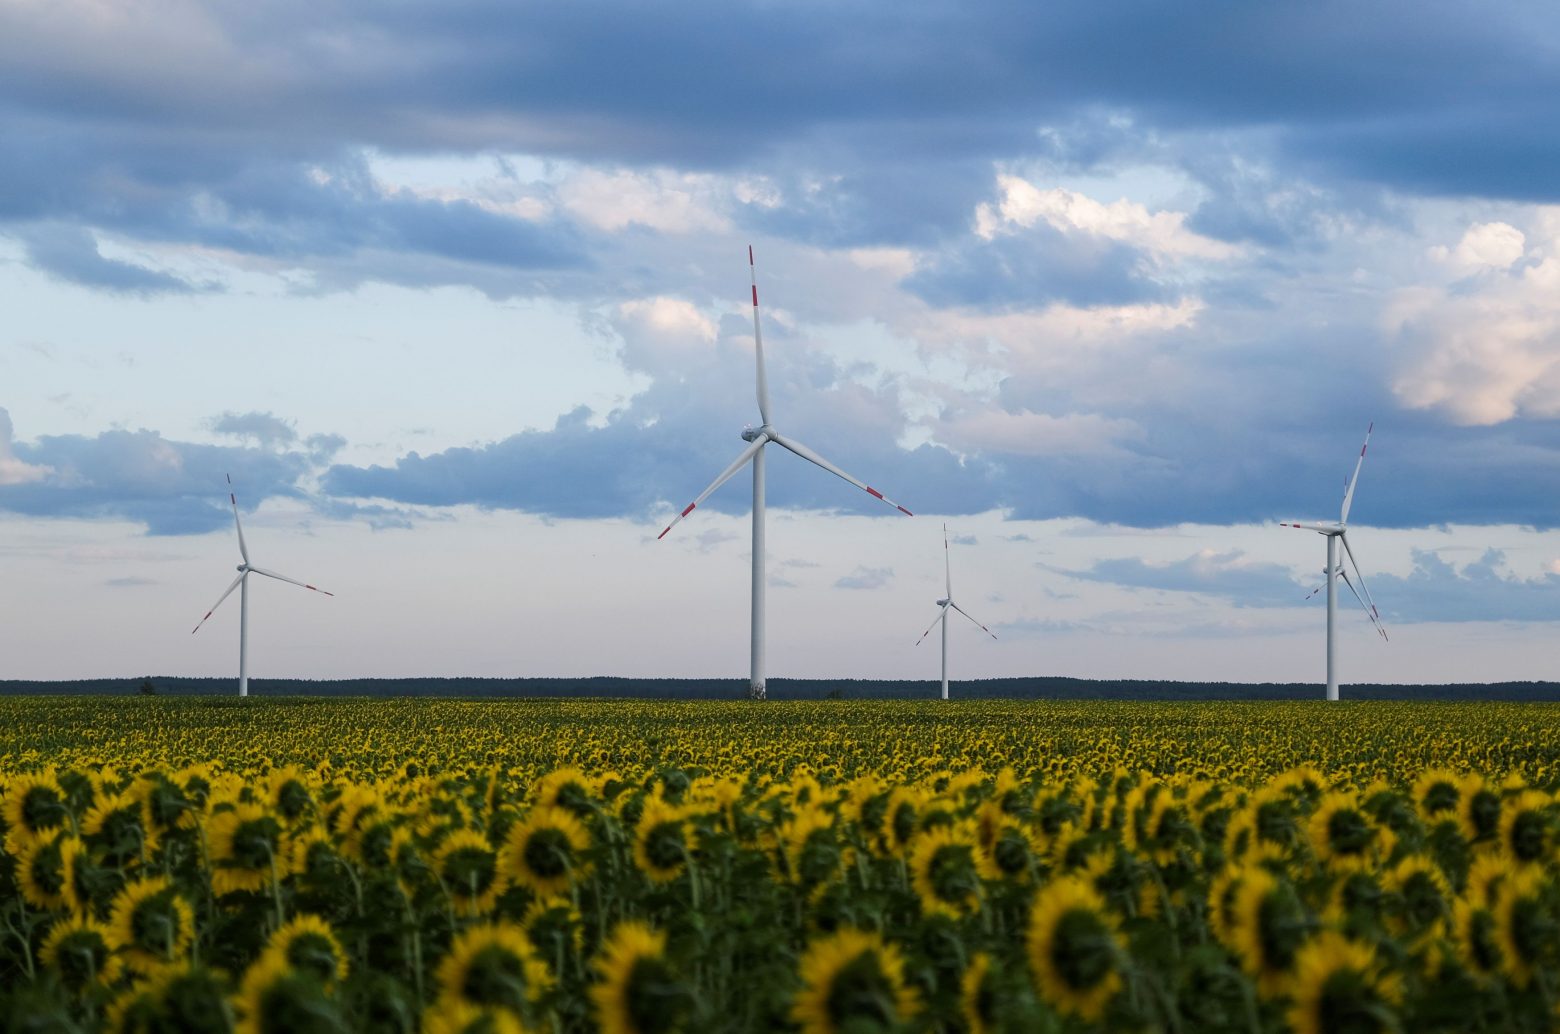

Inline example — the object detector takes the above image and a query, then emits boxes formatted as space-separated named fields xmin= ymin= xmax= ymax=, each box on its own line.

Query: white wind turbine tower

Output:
xmin=1280 ymin=424 xmax=1388 ymax=700
xmin=657 ymin=247 xmax=914 ymax=700
xmin=914 ymin=524 xmax=997 ymax=700
xmin=192 ymin=475 xmax=334 ymax=697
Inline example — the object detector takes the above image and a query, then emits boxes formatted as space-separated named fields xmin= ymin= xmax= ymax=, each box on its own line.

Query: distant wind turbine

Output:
xmin=915 ymin=525 xmax=998 ymax=700
xmin=1280 ymin=424 xmax=1388 ymax=700
xmin=192 ymin=475 xmax=334 ymax=697
xmin=657 ymin=247 xmax=913 ymax=700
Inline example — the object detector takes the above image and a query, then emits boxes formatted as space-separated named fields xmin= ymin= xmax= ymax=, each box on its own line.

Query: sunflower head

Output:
xmin=16 ymin=831 xmax=73 ymax=911
xmin=41 ymin=915 xmax=123 ymax=991
xmin=436 ymin=829 xmax=509 ymax=914
xmin=632 ymin=798 xmax=688 ymax=885
xmin=1499 ymin=790 xmax=1554 ymax=865
xmin=536 ymin=767 xmax=597 ymax=818
xmin=791 ymin=927 xmax=918 ymax=1034
xmin=1308 ymin=792 xmax=1379 ymax=870
xmin=3 ymin=771 xmax=70 ymax=848
xmin=82 ymin=790 xmax=155 ymax=867
xmin=1287 ymin=931 xmax=1401 ymax=1034
xmin=265 ymin=913 xmax=350 ymax=985
xmin=235 ymin=951 xmax=347 ymax=1034
xmin=910 ymin=823 xmax=991 ymax=919
xmin=435 ymin=922 xmax=552 ymax=1023
xmin=591 ymin=921 xmax=690 ymax=1034
xmin=1452 ymin=897 xmax=1503 ymax=981
xmin=1384 ymin=855 xmax=1449 ymax=944
xmin=106 ymin=876 xmax=195 ymax=974
xmin=105 ymin=963 xmax=229 ymax=1034
xmin=1229 ymin=867 xmax=1310 ymax=995
xmin=781 ymin=805 xmax=840 ymax=890
xmin=1494 ymin=866 xmax=1556 ymax=988
xmin=207 ymin=802 xmax=286 ymax=897
xmin=502 ymin=807 xmax=592 ymax=897
xmin=1412 ymin=769 xmax=1462 ymax=822
xmin=1026 ymin=876 xmax=1125 ymax=1022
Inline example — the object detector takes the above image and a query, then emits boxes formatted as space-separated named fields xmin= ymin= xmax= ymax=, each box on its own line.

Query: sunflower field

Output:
xmin=1 ymin=696 xmax=1558 ymax=1033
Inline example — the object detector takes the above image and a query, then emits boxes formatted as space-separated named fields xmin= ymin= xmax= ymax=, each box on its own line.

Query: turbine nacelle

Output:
xmin=740 ymin=425 xmax=772 ymax=443
xmin=236 ymin=564 xmax=249 ymax=573
xmin=935 ymin=597 xmax=950 ymax=607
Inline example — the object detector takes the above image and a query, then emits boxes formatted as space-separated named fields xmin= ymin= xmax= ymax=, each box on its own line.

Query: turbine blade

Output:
xmin=749 ymin=245 xmax=772 ymax=426
xmin=915 ymin=603 xmax=950 ymax=646
xmin=248 ymin=566 xmax=334 ymax=596
xmin=1338 ymin=533 xmax=1388 ymax=641
xmin=767 ymin=432 xmax=913 ymax=516
xmin=1279 ymin=521 xmax=1337 ymax=533
xmin=1303 ymin=581 xmax=1326 ymax=601
xmin=227 ymin=474 xmax=250 ymax=564
xmin=1340 ymin=421 xmax=1373 ymax=524
xmin=950 ymin=602 xmax=998 ymax=640
xmin=944 ymin=523 xmax=952 ymax=598
xmin=192 ymin=573 xmax=245 ymax=634
xmin=656 ymin=435 xmax=767 ymax=540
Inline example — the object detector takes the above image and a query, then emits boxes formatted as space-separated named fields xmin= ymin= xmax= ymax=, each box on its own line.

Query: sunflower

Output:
xmin=1307 ymin=792 xmax=1378 ymax=871
xmin=422 ymin=1001 xmax=530 ymax=1034
xmin=1463 ymin=852 xmax=1506 ymax=909
xmin=960 ymin=952 xmax=1000 ymax=1034
xmin=877 ymin=787 xmax=923 ymax=857
xmin=1379 ymin=855 xmax=1447 ymax=941
xmin=781 ymin=804 xmax=840 ymax=891
xmin=1025 ymin=876 xmax=1125 ymax=1022
xmin=1227 ymin=867 xmax=1310 ymax=996
xmin=1207 ymin=865 xmax=1244 ymax=949
xmin=1498 ymin=790 xmax=1554 ymax=866
xmin=135 ymin=773 xmax=198 ymax=836
xmin=535 ymin=767 xmax=597 ymax=818
xmin=262 ymin=913 xmax=349 ymax=985
xmin=1287 ymin=931 xmax=1401 ymax=1034
xmin=1457 ymin=773 xmax=1501 ymax=845
xmin=632 ymin=797 xmax=688 ymax=884
xmin=41 ymin=914 xmax=123 ymax=991
xmin=330 ymin=784 xmax=386 ymax=860
xmin=105 ymin=875 xmax=195 ymax=974
xmin=16 ymin=831 xmax=73 ymax=911
xmin=591 ymin=921 xmax=689 ymax=1034
xmin=104 ymin=963 xmax=230 ymax=1034
xmin=501 ymin=806 xmax=592 ymax=897
xmin=1451 ymin=897 xmax=1503 ymax=983
xmin=82 ymin=790 xmax=156 ymax=867
xmin=523 ymin=895 xmax=584 ymax=960
xmin=1493 ymin=866 xmax=1551 ymax=988
xmin=1412 ymin=769 xmax=1462 ymax=824
xmin=435 ymin=829 xmax=509 ymax=915
xmin=289 ymin=828 xmax=339 ymax=888
xmin=909 ymin=823 xmax=994 ymax=919
xmin=791 ymin=927 xmax=918 ymax=1034
xmin=207 ymin=802 xmax=287 ymax=897
xmin=435 ymin=922 xmax=552 ymax=1023
xmin=234 ymin=951 xmax=347 ymax=1034
xmin=3 ymin=770 xmax=70 ymax=850
xmin=266 ymin=766 xmax=315 ymax=826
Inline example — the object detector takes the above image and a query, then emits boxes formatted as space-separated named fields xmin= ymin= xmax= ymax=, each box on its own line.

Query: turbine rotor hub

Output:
xmin=740 ymin=425 xmax=774 ymax=443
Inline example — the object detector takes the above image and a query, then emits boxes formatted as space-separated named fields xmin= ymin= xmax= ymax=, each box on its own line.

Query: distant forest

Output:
xmin=2 ymin=676 xmax=1559 ymax=701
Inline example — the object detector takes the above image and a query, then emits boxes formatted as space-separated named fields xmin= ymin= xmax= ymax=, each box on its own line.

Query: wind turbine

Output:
xmin=192 ymin=475 xmax=334 ymax=697
xmin=1280 ymin=424 xmax=1388 ymax=700
xmin=914 ymin=524 xmax=997 ymax=700
xmin=657 ymin=247 xmax=913 ymax=700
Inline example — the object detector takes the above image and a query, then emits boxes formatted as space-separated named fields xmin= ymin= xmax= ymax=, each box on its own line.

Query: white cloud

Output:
xmin=1389 ymin=219 xmax=1560 ymax=425
xmin=613 ymin=296 xmax=718 ymax=373
xmin=932 ymin=408 xmax=1141 ymax=458
xmin=557 ymin=169 xmax=730 ymax=234
xmin=975 ymin=174 xmax=1239 ymax=262
xmin=1430 ymin=221 xmax=1526 ymax=270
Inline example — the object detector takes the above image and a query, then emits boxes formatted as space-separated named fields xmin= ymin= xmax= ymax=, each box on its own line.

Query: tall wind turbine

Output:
xmin=192 ymin=475 xmax=334 ymax=697
xmin=1280 ymin=424 xmax=1388 ymax=700
xmin=657 ymin=247 xmax=913 ymax=700
xmin=914 ymin=524 xmax=997 ymax=700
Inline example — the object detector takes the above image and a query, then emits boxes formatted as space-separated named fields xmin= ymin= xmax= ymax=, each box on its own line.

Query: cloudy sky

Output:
xmin=3 ymin=0 xmax=1558 ymax=687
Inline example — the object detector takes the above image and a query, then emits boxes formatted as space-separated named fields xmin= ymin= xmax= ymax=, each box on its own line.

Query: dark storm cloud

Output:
xmin=1048 ymin=550 xmax=1306 ymax=608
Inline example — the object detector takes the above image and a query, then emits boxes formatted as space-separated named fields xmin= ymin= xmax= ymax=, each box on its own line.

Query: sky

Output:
xmin=2 ymin=0 xmax=1558 ymax=688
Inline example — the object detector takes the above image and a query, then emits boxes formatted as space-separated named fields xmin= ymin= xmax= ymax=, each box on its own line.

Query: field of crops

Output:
xmin=1 ymin=697 xmax=1557 ymax=1033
